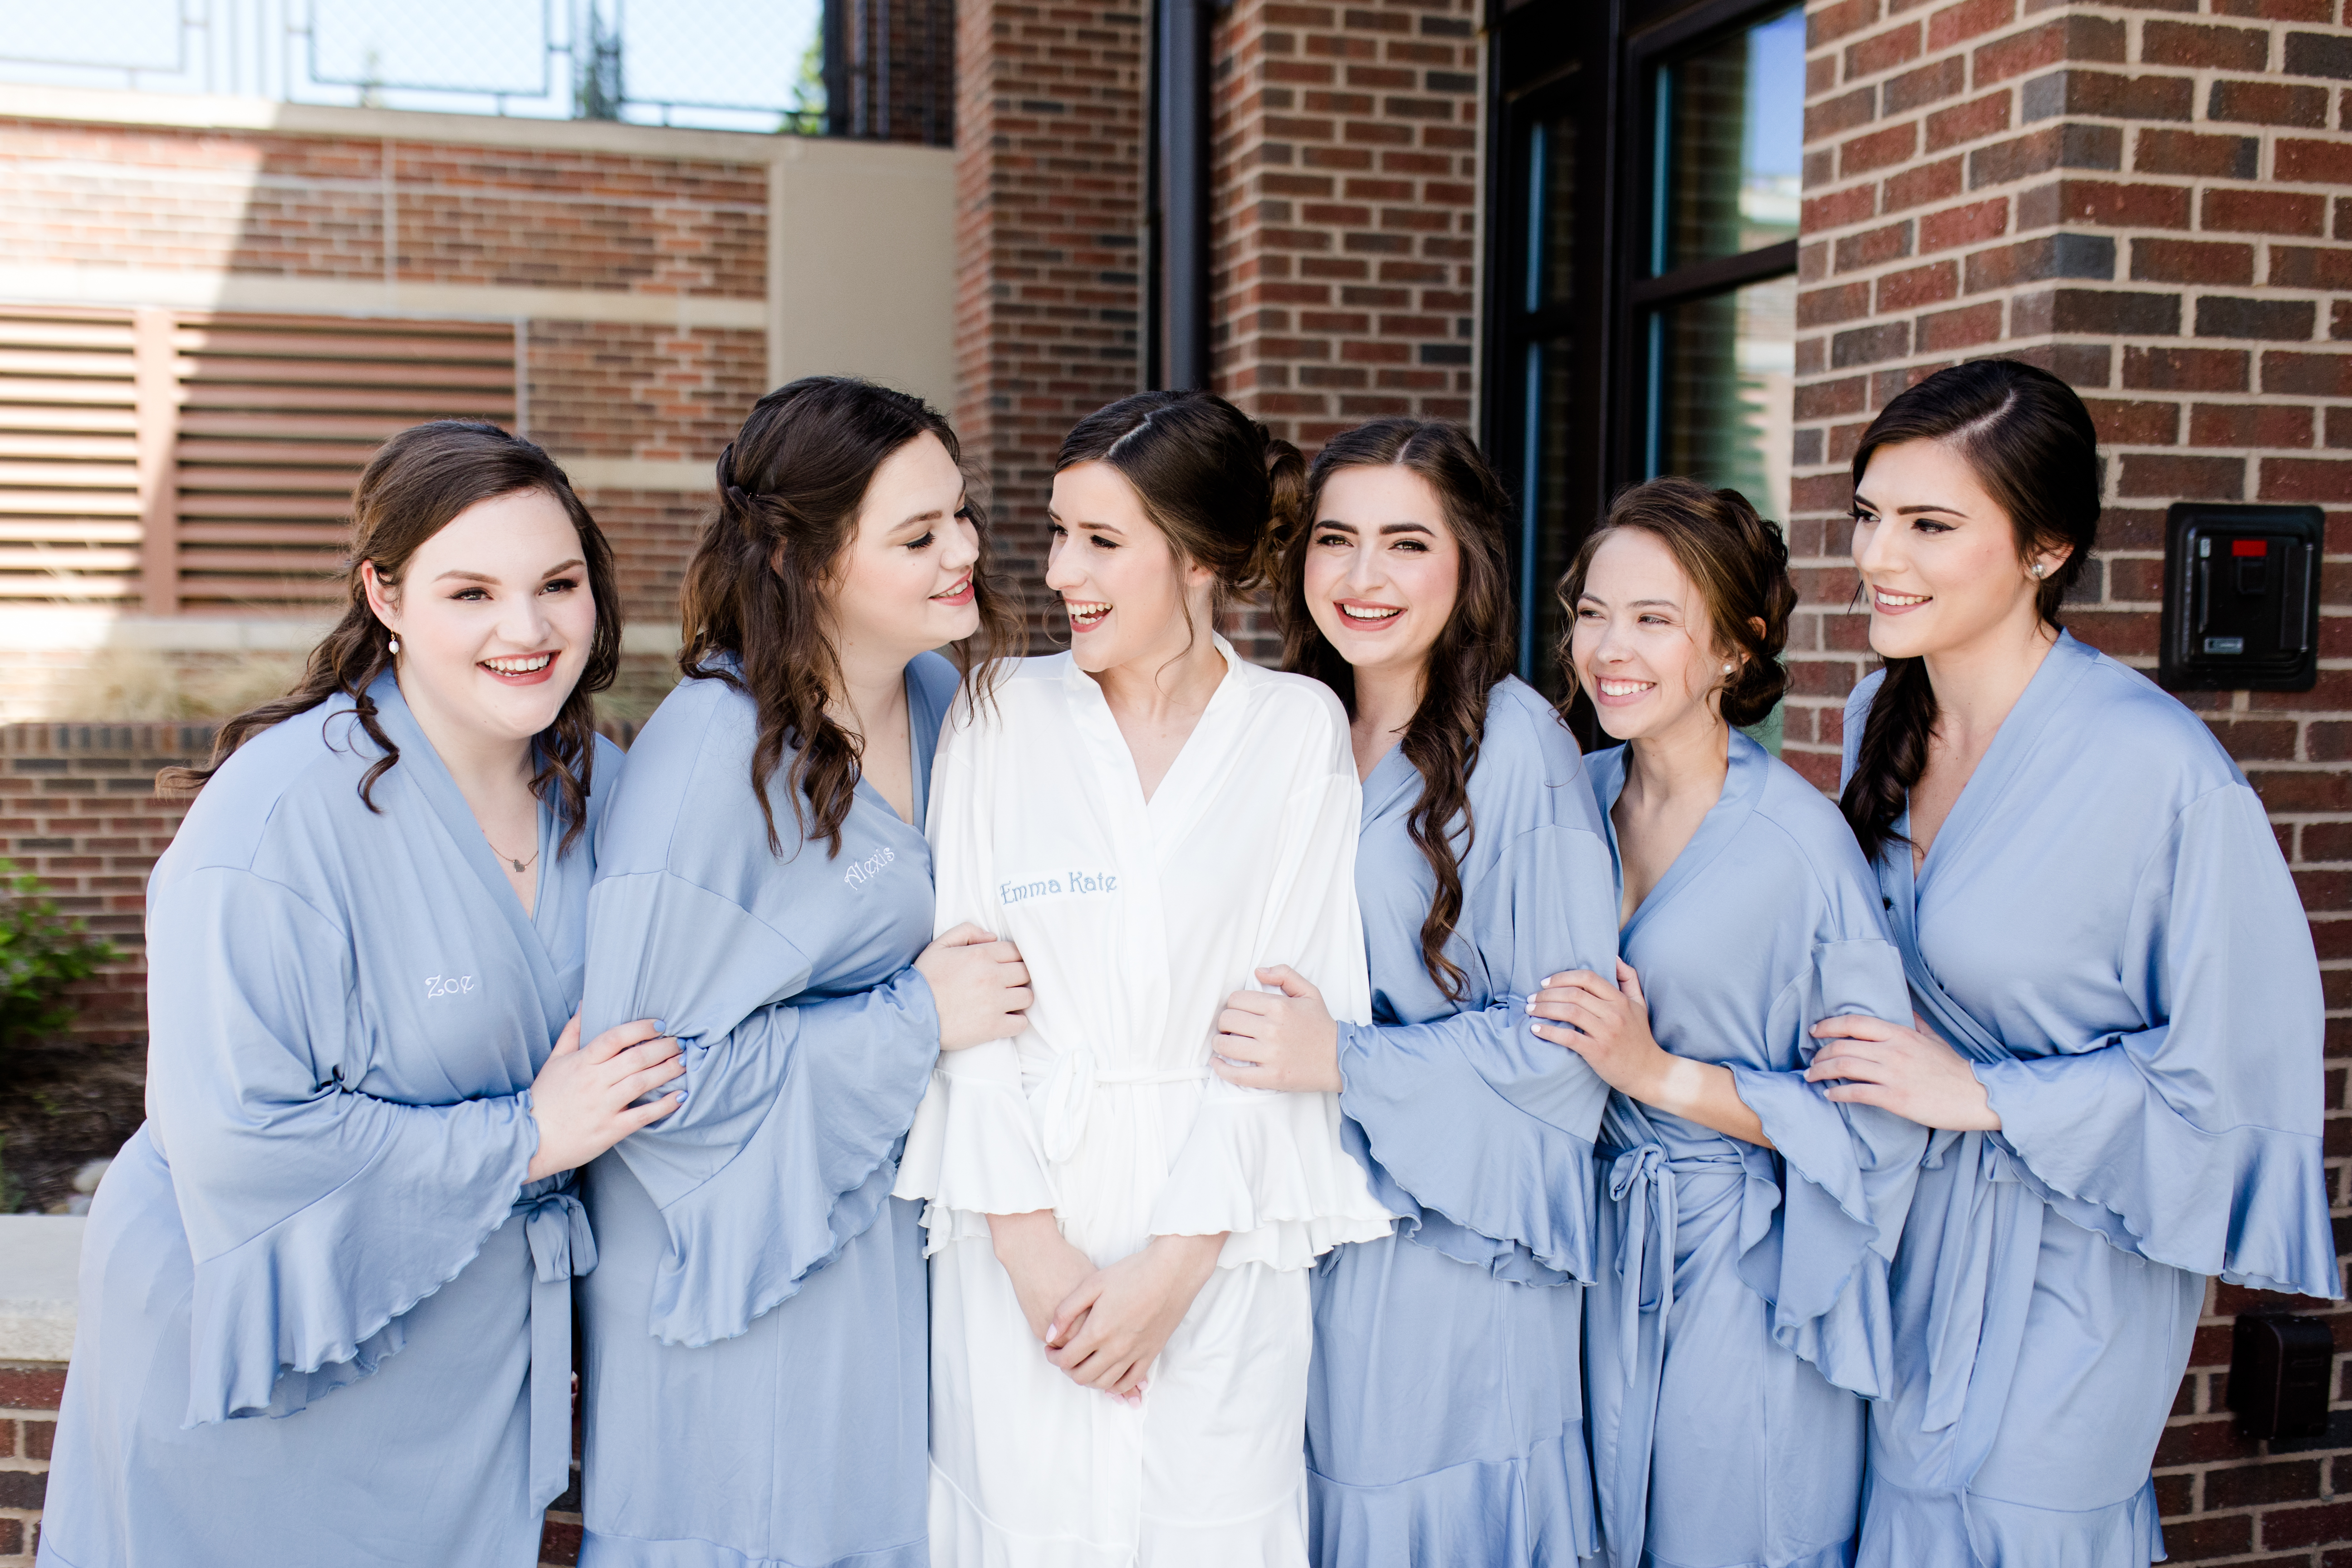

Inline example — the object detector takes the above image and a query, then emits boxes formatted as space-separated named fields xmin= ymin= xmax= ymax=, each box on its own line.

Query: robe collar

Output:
xmin=1361 ymin=735 xmax=1421 ymax=825
xmin=363 ymin=671 xmax=572 ymax=1019
xmin=701 ymin=649 xmax=941 ymax=838
xmin=1592 ymin=728 xmax=1769 ymax=945
xmin=1899 ymin=627 xmax=2097 ymax=906
xmin=1057 ymin=633 xmax=1249 ymax=844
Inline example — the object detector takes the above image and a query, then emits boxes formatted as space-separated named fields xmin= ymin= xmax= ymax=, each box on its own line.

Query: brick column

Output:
xmin=1795 ymin=0 xmax=2352 ymax=1554
xmin=951 ymin=0 xmax=1147 ymax=626
xmin=1205 ymin=0 xmax=1483 ymax=450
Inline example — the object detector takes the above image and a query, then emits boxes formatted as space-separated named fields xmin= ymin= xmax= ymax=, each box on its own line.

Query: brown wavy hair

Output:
xmin=1273 ymin=418 xmax=1516 ymax=1001
xmin=1054 ymin=390 xmax=1308 ymax=628
xmin=1554 ymin=476 xmax=1797 ymax=739
xmin=1838 ymin=360 xmax=2099 ymax=862
xmin=678 ymin=376 xmax=1021 ymax=858
xmin=160 ymin=421 xmax=620 ymax=851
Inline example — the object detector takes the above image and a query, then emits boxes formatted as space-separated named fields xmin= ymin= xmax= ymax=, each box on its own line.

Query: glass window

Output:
xmin=1655 ymin=8 xmax=1803 ymax=274
xmin=1637 ymin=4 xmax=1802 ymax=748
xmin=1648 ymin=273 xmax=1796 ymax=526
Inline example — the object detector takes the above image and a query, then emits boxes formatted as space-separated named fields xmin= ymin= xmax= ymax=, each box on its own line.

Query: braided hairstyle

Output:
xmin=678 ymin=376 xmax=1023 ymax=858
xmin=1554 ymin=476 xmax=1796 ymax=734
xmin=1273 ymin=418 xmax=1515 ymax=1001
xmin=1838 ymin=360 xmax=2099 ymax=862
xmin=161 ymin=421 xmax=620 ymax=851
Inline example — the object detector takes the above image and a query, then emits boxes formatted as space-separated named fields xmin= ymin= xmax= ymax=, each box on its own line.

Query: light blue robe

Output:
xmin=1843 ymin=631 xmax=2337 ymax=1566
xmin=1306 ymin=676 xmax=1619 ymax=1567
xmin=1585 ymin=732 xmax=1927 ymax=1568
xmin=575 ymin=653 xmax=956 ymax=1568
xmin=37 ymin=676 xmax=616 ymax=1568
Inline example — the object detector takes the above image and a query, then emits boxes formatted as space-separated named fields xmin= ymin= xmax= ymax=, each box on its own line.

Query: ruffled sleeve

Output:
xmin=1336 ymin=821 xmax=1617 ymax=1283
xmin=1974 ymin=782 xmax=2337 ymax=1299
xmin=1149 ymin=767 xmax=1394 ymax=1269
xmin=1725 ymin=934 xmax=1927 ymax=1398
xmin=584 ymin=870 xmax=939 ymax=1346
xmin=892 ymin=691 xmax=1059 ymax=1241
xmin=145 ymin=867 xmax=539 ymax=1426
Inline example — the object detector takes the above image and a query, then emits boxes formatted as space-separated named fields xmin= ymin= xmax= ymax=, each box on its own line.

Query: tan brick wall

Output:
xmin=1796 ymin=0 xmax=2352 ymax=1555
xmin=1206 ymin=0 xmax=1483 ymax=449
xmin=0 ymin=121 xmax=767 ymax=299
xmin=526 ymin=322 xmax=766 ymax=465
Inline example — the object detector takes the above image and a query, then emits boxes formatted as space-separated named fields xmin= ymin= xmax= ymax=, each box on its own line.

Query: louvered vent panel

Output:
xmin=0 ymin=308 xmax=142 ymax=600
xmin=172 ymin=315 xmax=517 ymax=609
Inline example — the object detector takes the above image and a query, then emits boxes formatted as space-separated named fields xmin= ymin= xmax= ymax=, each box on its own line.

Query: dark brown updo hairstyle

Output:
xmin=1054 ymin=389 xmax=1307 ymax=624
xmin=1274 ymin=418 xmax=1514 ymax=1001
xmin=1554 ymin=475 xmax=1797 ymax=734
xmin=162 ymin=421 xmax=620 ymax=851
xmin=1839 ymin=358 xmax=2099 ymax=862
xmin=678 ymin=376 xmax=1022 ymax=858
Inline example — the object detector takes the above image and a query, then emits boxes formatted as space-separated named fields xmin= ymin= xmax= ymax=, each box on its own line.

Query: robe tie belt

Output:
xmin=1035 ymin=1048 xmax=1212 ymax=1163
xmin=1595 ymin=1140 xmax=1778 ymax=1568
xmin=519 ymin=1182 xmax=598 ymax=1508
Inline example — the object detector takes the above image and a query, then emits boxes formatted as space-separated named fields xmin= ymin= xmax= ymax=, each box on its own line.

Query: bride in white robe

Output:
xmin=897 ymin=390 xmax=1393 ymax=1566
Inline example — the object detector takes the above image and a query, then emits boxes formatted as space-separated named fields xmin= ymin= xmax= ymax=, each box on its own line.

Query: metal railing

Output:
xmin=0 ymin=0 xmax=827 ymax=134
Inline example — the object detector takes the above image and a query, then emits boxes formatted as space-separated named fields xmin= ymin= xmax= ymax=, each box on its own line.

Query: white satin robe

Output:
xmin=895 ymin=638 xmax=1394 ymax=1566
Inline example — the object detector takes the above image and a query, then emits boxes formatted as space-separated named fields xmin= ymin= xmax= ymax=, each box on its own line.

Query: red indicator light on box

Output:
xmin=2232 ymin=539 xmax=2268 ymax=557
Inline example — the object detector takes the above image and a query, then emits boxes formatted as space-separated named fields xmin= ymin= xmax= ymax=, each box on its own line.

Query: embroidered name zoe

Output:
xmin=999 ymin=869 xmax=1119 ymax=906
xmin=843 ymin=845 xmax=898 ymax=888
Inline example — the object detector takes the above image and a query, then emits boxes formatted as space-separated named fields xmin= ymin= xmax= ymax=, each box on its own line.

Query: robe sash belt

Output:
xmin=1597 ymin=1119 xmax=1786 ymax=1568
xmin=1894 ymin=940 xmax=2049 ymax=1527
xmin=519 ymin=1179 xmax=597 ymax=1507
xmin=1034 ymin=1047 xmax=1211 ymax=1163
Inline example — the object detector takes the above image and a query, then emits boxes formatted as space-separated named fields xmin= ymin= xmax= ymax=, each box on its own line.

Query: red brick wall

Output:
xmin=1795 ymin=0 xmax=2352 ymax=1556
xmin=1205 ymin=0 xmax=1482 ymax=449
xmin=0 ymin=1364 xmax=61 ymax=1566
xmin=949 ymin=0 xmax=1147 ymax=636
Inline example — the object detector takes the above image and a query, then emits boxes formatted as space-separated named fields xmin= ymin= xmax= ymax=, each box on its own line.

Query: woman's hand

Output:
xmin=526 ymin=1014 xmax=684 ymax=1180
xmin=1210 ymin=965 xmax=1341 ymax=1092
xmin=988 ymin=1210 xmax=1099 ymax=1345
xmin=1047 ymin=1232 xmax=1228 ymax=1405
xmin=916 ymin=922 xmax=1034 ymax=1049
xmin=1528 ymin=962 xmax=1772 ymax=1147
xmin=1806 ymin=1014 xmax=2000 ymax=1130
xmin=1527 ymin=961 xmax=1676 ymax=1101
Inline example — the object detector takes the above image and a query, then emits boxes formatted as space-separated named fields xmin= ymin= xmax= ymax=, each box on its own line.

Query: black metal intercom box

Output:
xmin=2158 ymin=502 xmax=2324 ymax=693
xmin=2229 ymin=1313 xmax=2335 ymax=1441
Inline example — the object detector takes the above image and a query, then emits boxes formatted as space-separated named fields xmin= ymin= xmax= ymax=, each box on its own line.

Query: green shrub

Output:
xmin=0 ymin=859 xmax=116 ymax=1049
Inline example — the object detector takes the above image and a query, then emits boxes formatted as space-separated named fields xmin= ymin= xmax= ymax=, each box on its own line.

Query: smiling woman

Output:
xmin=35 ymin=421 xmax=688 ymax=1568
xmin=573 ymin=377 xmax=1032 ymax=1568
xmin=1822 ymin=360 xmax=2337 ymax=1568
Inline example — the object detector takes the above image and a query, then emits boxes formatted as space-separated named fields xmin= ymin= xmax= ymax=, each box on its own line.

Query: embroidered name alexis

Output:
xmin=1000 ymin=869 xmax=1119 ymax=906
xmin=843 ymin=844 xmax=898 ymax=888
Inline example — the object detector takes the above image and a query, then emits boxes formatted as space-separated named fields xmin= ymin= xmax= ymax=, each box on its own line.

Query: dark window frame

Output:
xmin=1482 ymin=0 xmax=1803 ymax=689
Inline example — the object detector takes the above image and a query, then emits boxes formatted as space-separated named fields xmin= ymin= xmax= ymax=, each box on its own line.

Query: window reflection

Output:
xmin=1656 ymin=6 xmax=1802 ymax=274
xmin=1650 ymin=274 xmax=1795 ymax=530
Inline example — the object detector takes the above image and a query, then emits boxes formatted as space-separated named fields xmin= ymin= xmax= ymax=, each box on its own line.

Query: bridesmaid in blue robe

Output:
xmin=1530 ymin=477 xmax=1925 ymax=1568
xmin=1813 ymin=361 xmax=2335 ymax=1567
xmin=576 ymin=378 xmax=1030 ymax=1568
xmin=1206 ymin=419 xmax=1617 ymax=1567
xmin=37 ymin=423 xmax=684 ymax=1568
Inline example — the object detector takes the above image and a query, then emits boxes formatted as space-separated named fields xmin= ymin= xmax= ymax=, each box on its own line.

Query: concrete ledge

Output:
xmin=0 ymin=265 xmax=770 ymax=330
xmin=0 ymin=1215 xmax=83 ymax=1363
xmin=0 ymin=84 xmax=792 ymax=164
xmin=0 ymin=609 xmax=333 ymax=652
